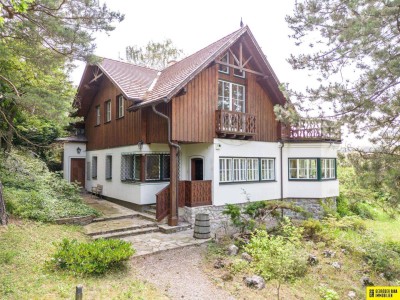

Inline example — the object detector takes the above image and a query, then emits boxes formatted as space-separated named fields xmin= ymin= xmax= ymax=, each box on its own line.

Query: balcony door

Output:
xmin=191 ymin=158 xmax=204 ymax=181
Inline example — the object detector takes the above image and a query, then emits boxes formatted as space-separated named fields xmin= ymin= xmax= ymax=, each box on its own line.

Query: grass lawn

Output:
xmin=0 ymin=218 xmax=167 ymax=300
xmin=203 ymin=215 xmax=400 ymax=300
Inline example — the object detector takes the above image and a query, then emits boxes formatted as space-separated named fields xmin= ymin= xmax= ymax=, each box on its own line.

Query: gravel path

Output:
xmin=132 ymin=245 xmax=236 ymax=300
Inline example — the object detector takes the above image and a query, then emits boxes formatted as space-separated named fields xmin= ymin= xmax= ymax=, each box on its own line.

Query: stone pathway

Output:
xmin=122 ymin=230 xmax=210 ymax=257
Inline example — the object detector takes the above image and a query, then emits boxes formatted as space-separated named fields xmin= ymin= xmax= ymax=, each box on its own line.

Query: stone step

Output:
xmin=92 ymin=226 xmax=160 ymax=240
xmin=92 ymin=213 xmax=139 ymax=223
xmin=149 ymin=204 xmax=156 ymax=209
xmin=85 ymin=217 xmax=157 ymax=236
xmin=158 ymin=222 xmax=192 ymax=234
xmin=144 ymin=208 xmax=156 ymax=216
xmin=138 ymin=211 xmax=159 ymax=222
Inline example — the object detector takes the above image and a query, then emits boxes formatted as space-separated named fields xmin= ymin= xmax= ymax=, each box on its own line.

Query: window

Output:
xmin=218 ymin=52 xmax=229 ymax=74
xmin=105 ymin=100 xmax=111 ymax=122
xmin=95 ymin=106 xmax=100 ymax=125
xmin=106 ymin=155 xmax=112 ymax=180
xmin=121 ymin=154 xmax=141 ymax=181
xmin=145 ymin=154 xmax=170 ymax=181
xmin=117 ymin=95 xmax=124 ymax=118
xmin=218 ymin=80 xmax=245 ymax=112
xmin=219 ymin=158 xmax=232 ymax=182
xmin=86 ymin=162 xmax=91 ymax=180
xmin=289 ymin=159 xmax=317 ymax=180
xmin=92 ymin=156 xmax=97 ymax=179
xmin=322 ymin=158 xmax=336 ymax=179
xmin=234 ymin=66 xmax=245 ymax=78
xmin=261 ymin=159 xmax=275 ymax=180
xmin=219 ymin=157 xmax=271 ymax=183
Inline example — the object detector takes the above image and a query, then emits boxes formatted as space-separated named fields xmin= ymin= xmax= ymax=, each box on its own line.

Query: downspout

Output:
xmin=152 ymin=101 xmax=181 ymax=226
xmin=279 ymin=141 xmax=284 ymax=218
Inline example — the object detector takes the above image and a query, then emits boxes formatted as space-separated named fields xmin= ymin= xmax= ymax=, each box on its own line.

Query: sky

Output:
xmin=71 ymin=0 xmax=299 ymax=88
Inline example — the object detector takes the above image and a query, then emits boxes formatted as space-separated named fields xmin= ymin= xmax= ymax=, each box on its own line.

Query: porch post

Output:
xmin=169 ymin=143 xmax=178 ymax=226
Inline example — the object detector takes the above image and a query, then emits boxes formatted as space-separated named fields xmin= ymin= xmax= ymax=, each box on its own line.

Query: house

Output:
xmin=62 ymin=26 xmax=341 ymax=228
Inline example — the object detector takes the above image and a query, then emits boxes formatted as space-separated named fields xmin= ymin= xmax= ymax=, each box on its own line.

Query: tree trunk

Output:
xmin=0 ymin=181 xmax=8 ymax=225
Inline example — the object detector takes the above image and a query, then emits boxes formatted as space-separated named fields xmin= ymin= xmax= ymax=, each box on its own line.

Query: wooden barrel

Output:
xmin=193 ymin=213 xmax=210 ymax=239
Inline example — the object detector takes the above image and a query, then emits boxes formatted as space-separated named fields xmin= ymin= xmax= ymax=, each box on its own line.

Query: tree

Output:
xmin=285 ymin=0 xmax=400 ymax=207
xmin=285 ymin=0 xmax=399 ymax=152
xmin=125 ymin=39 xmax=183 ymax=70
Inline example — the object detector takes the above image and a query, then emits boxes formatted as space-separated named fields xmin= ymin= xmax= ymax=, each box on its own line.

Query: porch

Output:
xmin=156 ymin=180 xmax=212 ymax=221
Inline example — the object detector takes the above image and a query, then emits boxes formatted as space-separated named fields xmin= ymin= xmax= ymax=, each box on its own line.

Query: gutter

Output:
xmin=152 ymin=100 xmax=180 ymax=226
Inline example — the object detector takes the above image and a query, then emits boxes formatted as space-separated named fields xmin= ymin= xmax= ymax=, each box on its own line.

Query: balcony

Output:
xmin=281 ymin=119 xmax=341 ymax=142
xmin=215 ymin=110 xmax=256 ymax=139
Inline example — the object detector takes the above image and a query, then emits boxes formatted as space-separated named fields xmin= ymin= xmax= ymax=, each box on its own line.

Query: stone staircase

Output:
xmin=83 ymin=204 xmax=192 ymax=240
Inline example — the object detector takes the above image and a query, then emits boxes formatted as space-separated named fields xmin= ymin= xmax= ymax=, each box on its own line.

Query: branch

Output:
xmin=0 ymin=74 xmax=21 ymax=97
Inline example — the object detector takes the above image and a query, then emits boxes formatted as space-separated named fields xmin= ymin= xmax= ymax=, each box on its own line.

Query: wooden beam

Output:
xmin=215 ymin=60 xmax=266 ymax=77
xmin=239 ymin=42 xmax=243 ymax=68
xmin=228 ymin=48 xmax=240 ymax=66
xmin=169 ymin=144 xmax=178 ymax=226
xmin=242 ymin=56 xmax=253 ymax=68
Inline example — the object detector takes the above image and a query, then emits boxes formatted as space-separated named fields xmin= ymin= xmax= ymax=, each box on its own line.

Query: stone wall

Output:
xmin=54 ymin=215 xmax=95 ymax=226
xmin=182 ymin=197 xmax=337 ymax=236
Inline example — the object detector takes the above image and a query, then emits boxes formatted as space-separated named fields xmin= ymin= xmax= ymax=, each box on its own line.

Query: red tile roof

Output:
xmin=81 ymin=26 xmax=285 ymax=109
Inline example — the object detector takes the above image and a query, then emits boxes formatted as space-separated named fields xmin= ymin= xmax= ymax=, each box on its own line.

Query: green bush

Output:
xmin=301 ymin=219 xmax=323 ymax=239
xmin=349 ymin=202 xmax=375 ymax=220
xmin=1 ymin=149 xmax=99 ymax=221
xmin=49 ymin=238 xmax=135 ymax=275
xmin=244 ymin=218 xmax=307 ymax=283
xmin=336 ymin=194 xmax=352 ymax=217
xmin=322 ymin=216 xmax=366 ymax=233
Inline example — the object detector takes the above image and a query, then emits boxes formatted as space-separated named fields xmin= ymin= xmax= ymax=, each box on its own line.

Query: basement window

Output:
xmin=145 ymin=154 xmax=170 ymax=181
xmin=105 ymin=155 xmax=112 ymax=180
xmin=92 ymin=156 xmax=98 ymax=179
xmin=121 ymin=154 xmax=141 ymax=182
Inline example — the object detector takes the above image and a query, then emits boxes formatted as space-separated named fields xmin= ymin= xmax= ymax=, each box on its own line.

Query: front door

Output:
xmin=191 ymin=158 xmax=204 ymax=180
xmin=70 ymin=158 xmax=85 ymax=187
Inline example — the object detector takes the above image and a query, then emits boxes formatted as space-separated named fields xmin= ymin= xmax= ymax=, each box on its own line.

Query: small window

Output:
xmin=321 ymin=158 xmax=336 ymax=179
xmin=106 ymin=155 xmax=112 ymax=180
xmin=234 ymin=67 xmax=245 ymax=78
xmin=95 ymin=106 xmax=101 ymax=125
xmin=86 ymin=162 xmax=91 ymax=181
xmin=261 ymin=159 xmax=275 ymax=181
xmin=289 ymin=158 xmax=317 ymax=180
xmin=117 ymin=95 xmax=124 ymax=118
xmin=233 ymin=158 xmax=246 ymax=182
xmin=121 ymin=154 xmax=141 ymax=182
xmin=218 ymin=52 xmax=229 ymax=74
xmin=92 ymin=156 xmax=98 ymax=179
xmin=105 ymin=100 xmax=111 ymax=122
xmin=219 ymin=158 xmax=232 ymax=182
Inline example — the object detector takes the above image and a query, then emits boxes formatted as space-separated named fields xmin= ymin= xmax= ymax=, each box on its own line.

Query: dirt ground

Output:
xmin=132 ymin=245 xmax=236 ymax=300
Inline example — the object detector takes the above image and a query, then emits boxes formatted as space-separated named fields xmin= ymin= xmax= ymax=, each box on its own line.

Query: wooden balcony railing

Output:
xmin=156 ymin=180 xmax=212 ymax=221
xmin=216 ymin=110 xmax=256 ymax=139
xmin=281 ymin=119 xmax=341 ymax=142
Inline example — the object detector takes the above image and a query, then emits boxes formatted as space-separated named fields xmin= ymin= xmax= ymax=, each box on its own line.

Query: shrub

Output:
xmin=301 ymin=219 xmax=323 ymax=239
xmin=49 ymin=238 xmax=135 ymax=275
xmin=363 ymin=241 xmax=400 ymax=280
xmin=322 ymin=216 xmax=366 ymax=233
xmin=349 ymin=202 xmax=375 ymax=220
xmin=319 ymin=287 xmax=340 ymax=300
xmin=244 ymin=219 xmax=307 ymax=282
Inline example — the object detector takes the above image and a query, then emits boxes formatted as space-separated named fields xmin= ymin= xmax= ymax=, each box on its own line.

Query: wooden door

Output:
xmin=191 ymin=158 xmax=204 ymax=180
xmin=70 ymin=158 xmax=85 ymax=187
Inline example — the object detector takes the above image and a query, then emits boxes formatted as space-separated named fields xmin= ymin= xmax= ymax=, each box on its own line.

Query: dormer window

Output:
xmin=218 ymin=52 xmax=229 ymax=74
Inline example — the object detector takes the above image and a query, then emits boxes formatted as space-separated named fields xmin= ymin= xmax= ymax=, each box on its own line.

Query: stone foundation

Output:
xmin=181 ymin=197 xmax=337 ymax=236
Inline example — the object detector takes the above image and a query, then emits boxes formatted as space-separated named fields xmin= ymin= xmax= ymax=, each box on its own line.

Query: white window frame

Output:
xmin=218 ymin=52 xmax=229 ymax=74
xmin=105 ymin=155 xmax=112 ymax=180
xmin=117 ymin=95 xmax=124 ymax=118
xmin=218 ymin=80 xmax=245 ymax=113
xmin=105 ymin=100 xmax=111 ymax=122
xmin=261 ymin=158 xmax=275 ymax=181
xmin=233 ymin=158 xmax=246 ymax=182
xmin=121 ymin=154 xmax=141 ymax=182
xmin=289 ymin=158 xmax=318 ymax=180
xmin=219 ymin=158 xmax=232 ymax=182
xmin=321 ymin=158 xmax=336 ymax=179
xmin=246 ymin=158 xmax=259 ymax=181
xmin=95 ymin=106 xmax=100 ymax=125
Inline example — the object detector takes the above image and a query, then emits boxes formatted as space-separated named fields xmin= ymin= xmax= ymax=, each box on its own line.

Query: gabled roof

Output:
xmin=76 ymin=26 xmax=286 ymax=115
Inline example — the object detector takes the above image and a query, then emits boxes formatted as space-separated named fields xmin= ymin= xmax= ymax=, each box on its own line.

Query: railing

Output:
xmin=155 ymin=180 xmax=212 ymax=221
xmin=281 ymin=119 xmax=341 ymax=142
xmin=215 ymin=110 xmax=256 ymax=139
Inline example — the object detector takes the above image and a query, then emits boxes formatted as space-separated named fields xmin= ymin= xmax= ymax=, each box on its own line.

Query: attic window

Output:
xmin=218 ymin=53 xmax=229 ymax=74
xmin=234 ymin=66 xmax=245 ymax=78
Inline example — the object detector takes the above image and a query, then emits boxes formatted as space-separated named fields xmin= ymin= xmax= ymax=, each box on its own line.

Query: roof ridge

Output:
xmin=100 ymin=57 xmax=159 ymax=72
xmin=160 ymin=27 xmax=245 ymax=72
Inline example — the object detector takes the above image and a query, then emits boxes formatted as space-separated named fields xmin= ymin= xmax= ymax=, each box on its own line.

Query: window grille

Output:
xmin=146 ymin=154 xmax=160 ymax=180
xmin=161 ymin=155 xmax=170 ymax=180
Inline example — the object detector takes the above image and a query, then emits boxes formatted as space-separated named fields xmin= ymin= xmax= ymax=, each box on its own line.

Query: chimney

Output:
xmin=167 ymin=60 xmax=177 ymax=67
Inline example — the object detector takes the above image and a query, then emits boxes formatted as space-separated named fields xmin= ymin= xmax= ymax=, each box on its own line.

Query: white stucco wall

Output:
xmin=63 ymin=142 xmax=86 ymax=182
xmin=282 ymin=143 xmax=340 ymax=199
xmin=212 ymin=138 xmax=281 ymax=206
xmin=85 ymin=144 xmax=169 ymax=205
